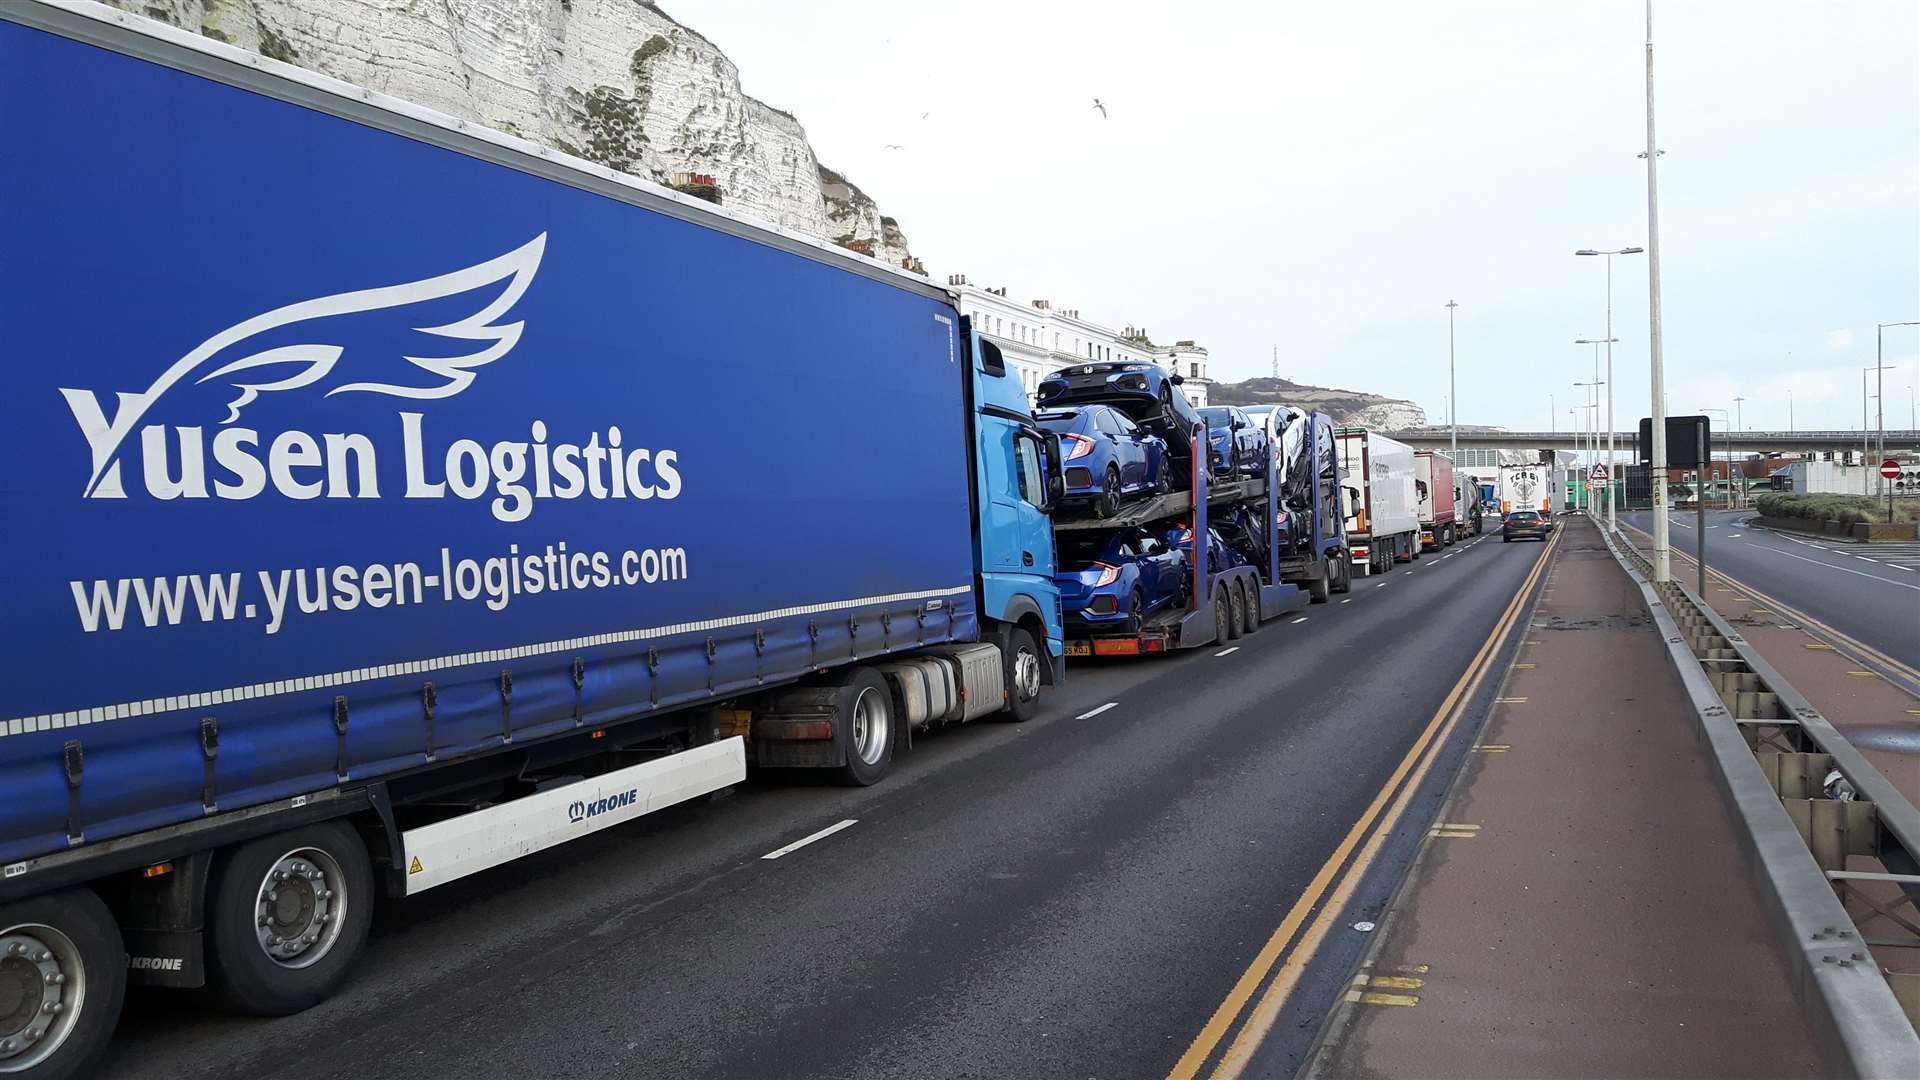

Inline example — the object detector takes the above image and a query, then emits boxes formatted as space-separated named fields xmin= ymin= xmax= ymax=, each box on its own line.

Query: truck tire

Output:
xmin=1225 ymin=583 xmax=1245 ymax=638
xmin=1331 ymin=556 xmax=1353 ymax=594
xmin=1240 ymin=581 xmax=1260 ymax=634
xmin=830 ymin=666 xmax=896 ymax=784
xmin=1000 ymin=627 xmax=1044 ymax=723
xmin=0 ymin=888 xmax=124 ymax=1080
xmin=206 ymin=819 xmax=374 ymax=1016
xmin=1212 ymin=586 xmax=1231 ymax=646
xmin=1307 ymin=562 xmax=1332 ymax=603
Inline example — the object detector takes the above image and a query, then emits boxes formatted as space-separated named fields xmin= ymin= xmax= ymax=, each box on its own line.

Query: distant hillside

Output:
xmin=1208 ymin=377 xmax=1428 ymax=429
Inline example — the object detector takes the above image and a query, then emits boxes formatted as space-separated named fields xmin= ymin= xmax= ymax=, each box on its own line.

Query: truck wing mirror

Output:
xmin=1042 ymin=431 xmax=1067 ymax=511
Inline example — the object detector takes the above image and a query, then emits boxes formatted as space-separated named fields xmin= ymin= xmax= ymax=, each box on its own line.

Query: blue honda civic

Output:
xmin=1055 ymin=528 xmax=1188 ymax=635
xmin=1034 ymin=404 xmax=1170 ymax=517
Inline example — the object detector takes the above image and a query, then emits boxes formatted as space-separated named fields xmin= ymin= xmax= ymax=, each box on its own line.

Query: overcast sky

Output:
xmin=683 ymin=1 xmax=1917 ymax=435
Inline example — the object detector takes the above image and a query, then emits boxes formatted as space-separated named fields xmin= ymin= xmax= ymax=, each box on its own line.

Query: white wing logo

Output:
xmin=60 ymin=234 xmax=548 ymax=497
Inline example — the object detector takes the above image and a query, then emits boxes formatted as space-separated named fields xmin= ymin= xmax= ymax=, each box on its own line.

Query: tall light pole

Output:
xmin=1641 ymin=0 xmax=1671 ymax=580
xmin=1732 ymin=395 xmax=1745 ymax=507
xmin=1575 ymin=248 xmax=1643 ymax=532
xmin=1446 ymin=300 xmax=1459 ymax=463
xmin=1575 ymin=335 xmax=1619 ymax=516
xmin=1878 ymin=321 xmax=1920 ymax=496
xmin=1577 ymin=381 xmax=1606 ymax=513
xmin=1700 ymin=406 xmax=1730 ymax=509
xmin=1864 ymin=364 xmax=1896 ymax=494
xmin=1568 ymin=408 xmax=1581 ymax=510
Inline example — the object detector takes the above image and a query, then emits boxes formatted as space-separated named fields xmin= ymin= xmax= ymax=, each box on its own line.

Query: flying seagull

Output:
xmin=1091 ymin=99 xmax=1107 ymax=118
xmin=883 ymin=144 xmax=905 ymax=150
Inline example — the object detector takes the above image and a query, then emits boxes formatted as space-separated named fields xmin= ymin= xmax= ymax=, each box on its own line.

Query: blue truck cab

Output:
xmin=967 ymin=334 xmax=1066 ymax=687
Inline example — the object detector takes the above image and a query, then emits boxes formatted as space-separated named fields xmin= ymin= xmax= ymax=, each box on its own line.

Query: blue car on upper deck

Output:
xmin=1035 ymin=404 xmax=1170 ymax=517
xmin=1197 ymin=406 xmax=1269 ymax=477
xmin=1035 ymin=362 xmax=1204 ymax=479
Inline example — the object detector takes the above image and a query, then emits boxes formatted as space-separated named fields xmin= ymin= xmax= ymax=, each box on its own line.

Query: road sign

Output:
xmin=1589 ymin=464 xmax=1610 ymax=482
xmin=1882 ymin=458 xmax=1902 ymax=479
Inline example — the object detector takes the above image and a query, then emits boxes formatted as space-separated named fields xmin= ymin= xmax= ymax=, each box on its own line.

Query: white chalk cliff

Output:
xmin=114 ymin=0 xmax=917 ymax=268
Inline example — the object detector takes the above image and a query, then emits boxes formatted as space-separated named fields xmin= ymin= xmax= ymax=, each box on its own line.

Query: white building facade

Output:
xmin=946 ymin=276 xmax=1213 ymax=408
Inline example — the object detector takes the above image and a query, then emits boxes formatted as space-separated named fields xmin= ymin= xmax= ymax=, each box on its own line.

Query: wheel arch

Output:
xmin=985 ymin=600 xmax=1059 ymax=686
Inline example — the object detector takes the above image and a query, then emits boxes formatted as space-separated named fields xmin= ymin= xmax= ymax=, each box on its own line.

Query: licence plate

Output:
xmin=1065 ymin=641 xmax=1092 ymax=657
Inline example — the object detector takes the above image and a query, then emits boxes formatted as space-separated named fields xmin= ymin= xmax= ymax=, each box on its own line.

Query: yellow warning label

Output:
xmin=408 ymin=856 xmax=423 ymax=874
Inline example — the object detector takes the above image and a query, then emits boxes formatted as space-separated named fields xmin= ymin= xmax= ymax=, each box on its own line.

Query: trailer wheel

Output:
xmin=206 ymin=819 xmax=374 ymax=1016
xmin=1331 ymin=555 xmax=1353 ymax=594
xmin=1000 ymin=627 xmax=1044 ymax=723
xmin=1213 ymin=587 xmax=1231 ymax=646
xmin=824 ymin=667 xmax=896 ymax=784
xmin=1225 ymin=583 xmax=1245 ymax=638
xmin=1307 ymin=561 xmax=1332 ymax=603
xmin=1240 ymin=581 xmax=1260 ymax=635
xmin=0 ymin=889 xmax=124 ymax=1080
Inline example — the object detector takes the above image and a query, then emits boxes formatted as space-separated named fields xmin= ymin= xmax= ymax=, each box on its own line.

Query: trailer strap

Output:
xmin=199 ymin=716 xmax=219 ymax=812
xmin=62 ymin=739 xmax=84 ymax=844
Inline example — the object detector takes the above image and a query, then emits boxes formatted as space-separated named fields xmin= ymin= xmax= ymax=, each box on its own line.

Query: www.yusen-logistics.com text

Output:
xmin=69 ymin=541 xmax=689 ymax=635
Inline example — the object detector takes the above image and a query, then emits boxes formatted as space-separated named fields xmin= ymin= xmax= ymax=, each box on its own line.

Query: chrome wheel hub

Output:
xmin=850 ymin=687 xmax=889 ymax=766
xmin=254 ymin=848 xmax=346 ymax=969
xmin=1013 ymin=647 xmax=1042 ymax=702
xmin=0 ymin=925 xmax=82 ymax=1073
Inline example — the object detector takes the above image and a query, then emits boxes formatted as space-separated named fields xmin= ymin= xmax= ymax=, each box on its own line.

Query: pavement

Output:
xmin=100 ymin=527 xmax=1550 ymax=1080
xmin=1305 ymin=517 xmax=1824 ymax=1079
xmin=1616 ymin=510 xmax=1920 ymax=985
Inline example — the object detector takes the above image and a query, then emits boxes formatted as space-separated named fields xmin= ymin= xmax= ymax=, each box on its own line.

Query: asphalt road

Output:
xmin=1620 ymin=509 xmax=1920 ymax=673
xmin=103 ymin=532 xmax=1548 ymax=1080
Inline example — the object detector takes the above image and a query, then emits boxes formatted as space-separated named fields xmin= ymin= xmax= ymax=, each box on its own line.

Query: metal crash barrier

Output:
xmin=1604 ymin=530 xmax=1920 ymax=1076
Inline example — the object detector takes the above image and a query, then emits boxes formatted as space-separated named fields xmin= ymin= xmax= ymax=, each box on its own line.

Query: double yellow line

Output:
xmin=1621 ymin=522 xmax=1920 ymax=693
xmin=1167 ymin=526 xmax=1562 ymax=1079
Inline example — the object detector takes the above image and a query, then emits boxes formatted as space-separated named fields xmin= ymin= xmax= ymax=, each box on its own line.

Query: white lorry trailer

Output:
xmin=1496 ymin=462 xmax=1553 ymax=518
xmin=1336 ymin=428 xmax=1419 ymax=576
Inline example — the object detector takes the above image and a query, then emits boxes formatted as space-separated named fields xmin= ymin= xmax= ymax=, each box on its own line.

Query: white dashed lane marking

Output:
xmin=762 ymin=819 xmax=859 ymax=860
xmin=1077 ymin=701 xmax=1121 ymax=718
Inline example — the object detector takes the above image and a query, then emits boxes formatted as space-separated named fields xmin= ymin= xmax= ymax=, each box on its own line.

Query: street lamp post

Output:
xmin=1447 ymin=300 xmax=1459 ymax=464
xmin=1568 ymin=408 xmax=1580 ymax=510
xmin=1878 ymin=322 xmax=1920 ymax=497
xmin=1732 ymin=395 xmax=1745 ymax=507
xmin=1700 ymin=406 xmax=1729 ymax=509
xmin=1575 ymin=334 xmax=1620 ymax=516
xmin=1576 ymin=379 xmax=1606 ymax=513
xmin=1574 ymin=248 xmax=1643 ymax=532
xmin=1864 ymin=364 xmax=1896 ymax=495
xmin=1640 ymin=0 xmax=1671 ymax=581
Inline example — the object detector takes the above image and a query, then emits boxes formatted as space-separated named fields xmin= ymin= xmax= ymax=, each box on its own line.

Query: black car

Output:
xmin=1036 ymin=362 xmax=1204 ymax=476
xmin=1502 ymin=510 xmax=1548 ymax=542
